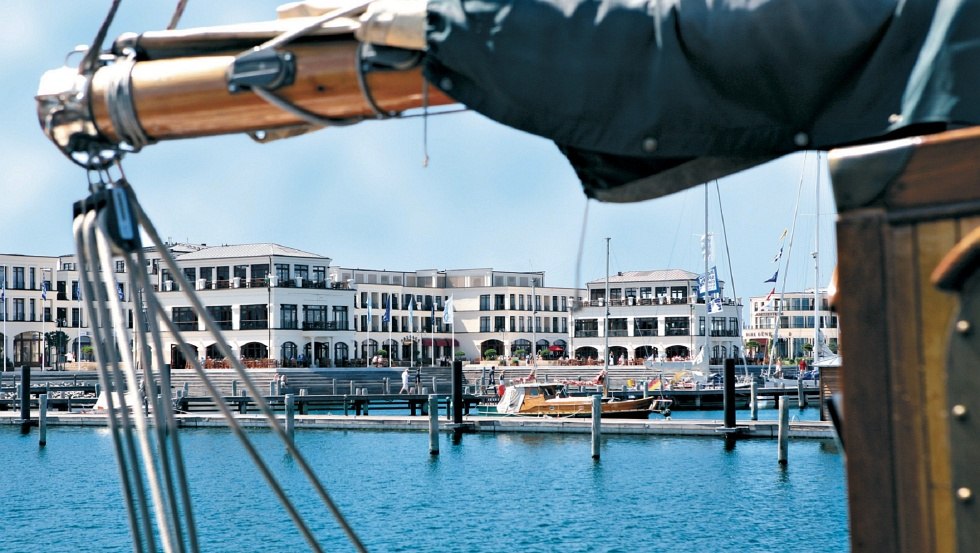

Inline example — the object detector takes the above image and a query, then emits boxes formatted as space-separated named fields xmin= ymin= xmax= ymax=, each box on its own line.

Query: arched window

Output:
xmin=334 ymin=342 xmax=349 ymax=365
xmin=241 ymin=342 xmax=268 ymax=360
xmin=281 ymin=341 xmax=298 ymax=364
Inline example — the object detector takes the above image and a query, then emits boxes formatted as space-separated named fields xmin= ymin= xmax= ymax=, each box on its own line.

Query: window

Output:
xmin=608 ymin=318 xmax=628 ymax=336
xmin=13 ymin=267 xmax=25 ymax=289
xmin=200 ymin=267 xmax=213 ymax=287
xmin=183 ymin=267 xmax=196 ymax=283
xmin=303 ymin=305 xmax=328 ymax=330
xmin=207 ymin=305 xmax=233 ymax=330
xmin=251 ymin=264 xmax=269 ymax=285
xmin=519 ymin=294 xmax=525 ymax=310
xmin=276 ymin=263 xmax=290 ymax=281
xmin=72 ymin=307 xmax=82 ymax=328
xmin=665 ymin=317 xmax=690 ymax=336
xmin=294 ymin=264 xmax=309 ymax=280
xmin=280 ymin=304 xmax=297 ymax=329
xmin=699 ymin=316 xmax=705 ymax=336
xmin=575 ymin=319 xmax=598 ymax=337
xmin=56 ymin=307 xmax=67 ymax=327
xmin=480 ymin=316 xmax=490 ymax=332
xmin=173 ymin=307 xmax=197 ymax=331
xmin=312 ymin=266 xmax=326 ymax=283
xmin=13 ymin=298 xmax=25 ymax=321
xmin=634 ymin=317 xmax=658 ymax=336
xmin=332 ymin=306 xmax=349 ymax=330
xmin=494 ymin=294 xmax=505 ymax=310
xmin=233 ymin=265 xmax=247 ymax=280
xmin=115 ymin=260 xmax=126 ymax=273
xmin=509 ymin=294 xmax=516 ymax=310
xmin=240 ymin=304 xmax=268 ymax=330
xmin=640 ymin=287 xmax=652 ymax=300
xmin=494 ymin=316 xmax=505 ymax=332
xmin=670 ymin=286 xmax=687 ymax=303
xmin=216 ymin=266 xmax=230 ymax=288
xmin=509 ymin=316 xmax=516 ymax=332
xmin=480 ymin=294 xmax=490 ymax=310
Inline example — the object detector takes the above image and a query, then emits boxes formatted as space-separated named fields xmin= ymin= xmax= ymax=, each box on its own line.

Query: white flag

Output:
xmin=408 ymin=296 xmax=415 ymax=332
xmin=442 ymin=295 xmax=454 ymax=325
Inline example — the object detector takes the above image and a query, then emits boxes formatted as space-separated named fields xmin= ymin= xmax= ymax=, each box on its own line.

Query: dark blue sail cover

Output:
xmin=423 ymin=0 xmax=980 ymax=201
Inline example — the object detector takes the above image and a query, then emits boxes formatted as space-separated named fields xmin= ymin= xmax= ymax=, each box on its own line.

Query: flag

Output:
xmin=408 ymin=296 xmax=415 ymax=332
xmin=709 ymin=297 xmax=723 ymax=313
xmin=430 ymin=302 xmax=435 ymax=327
xmin=764 ymin=270 xmax=778 ymax=283
xmin=381 ymin=295 xmax=391 ymax=323
xmin=442 ymin=295 xmax=454 ymax=325
xmin=765 ymin=287 xmax=775 ymax=302
xmin=647 ymin=377 xmax=662 ymax=391
xmin=116 ymin=283 xmax=124 ymax=301
xmin=1 ymin=279 xmax=5 ymax=303
xmin=41 ymin=280 xmax=47 ymax=300
xmin=367 ymin=294 xmax=372 ymax=320
xmin=771 ymin=246 xmax=783 ymax=264
xmin=693 ymin=346 xmax=704 ymax=364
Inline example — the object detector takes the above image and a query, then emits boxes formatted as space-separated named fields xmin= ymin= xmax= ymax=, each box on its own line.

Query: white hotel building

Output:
xmin=572 ymin=270 xmax=744 ymax=365
xmin=3 ymin=244 xmax=754 ymax=370
xmin=743 ymin=289 xmax=840 ymax=362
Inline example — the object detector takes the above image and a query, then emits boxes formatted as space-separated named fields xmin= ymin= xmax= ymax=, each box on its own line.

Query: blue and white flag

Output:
xmin=1 ymin=278 xmax=5 ymax=303
xmin=41 ymin=280 xmax=47 ymax=300
xmin=430 ymin=302 xmax=435 ymax=325
xmin=367 ymin=294 xmax=372 ymax=320
xmin=116 ymin=283 xmax=124 ymax=301
xmin=709 ymin=297 xmax=723 ymax=313
xmin=442 ymin=295 xmax=454 ymax=325
xmin=381 ymin=296 xmax=391 ymax=323
xmin=408 ymin=296 xmax=415 ymax=332
xmin=764 ymin=270 xmax=778 ymax=283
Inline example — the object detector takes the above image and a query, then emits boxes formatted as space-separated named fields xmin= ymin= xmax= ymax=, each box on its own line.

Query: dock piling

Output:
xmin=239 ymin=389 xmax=247 ymax=414
xmin=797 ymin=378 xmax=808 ymax=408
xmin=778 ymin=396 xmax=789 ymax=465
xmin=723 ymin=359 xmax=736 ymax=429
xmin=19 ymin=366 xmax=30 ymax=434
xmin=591 ymin=395 xmax=601 ymax=460
xmin=284 ymin=394 xmax=295 ymax=443
xmin=428 ymin=394 xmax=439 ymax=455
xmin=39 ymin=393 xmax=48 ymax=447
xmin=750 ymin=379 xmax=759 ymax=421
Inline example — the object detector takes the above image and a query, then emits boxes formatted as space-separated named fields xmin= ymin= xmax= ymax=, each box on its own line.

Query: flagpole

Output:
xmin=41 ymin=276 xmax=47 ymax=371
xmin=366 ymin=294 xmax=371 ymax=365
xmin=387 ymin=295 xmax=392 ymax=368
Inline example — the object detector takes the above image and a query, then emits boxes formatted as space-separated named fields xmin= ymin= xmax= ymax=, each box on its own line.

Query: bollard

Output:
xmin=591 ymin=395 xmax=602 ymax=460
xmin=239 ymin=389 xmax=247 ymax=414
xmin=643 ymin=382 xmax=648 ymax=399
xmin=750 ymin=379 xmax=759 ymax=421
xmin=723 ymin=359 xmax=736 ymax=429
xmin=432 ymin=376 xmax=438 ymax=394
xmin=20 ymin=366 xmax=31 ymax=430
xmin=232 ymin=380 xmax=239 ymax=396
xmin=452 ymin=360 xmax=464 ymax=425
xmin=39 ymin=394 xmax=48 ymax=447
xmin=384 ymin=377 xmax=390 ymax=395
xmin=797 ymin=377 xmax=808 ymax=408
xmin=778 ymin=396 xmax=789 ymax=465
xmin=284 ymin=394 xmax=295 ymax=443
xmin=350 ymin=381 xmax=355 ymax=395
xmin=428 ymin=394 xmax=439 ymax=455
xmin=332 ymin=378 xmax=337 ymax=395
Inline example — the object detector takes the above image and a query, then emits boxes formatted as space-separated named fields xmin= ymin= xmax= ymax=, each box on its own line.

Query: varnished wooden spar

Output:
xmin=88 ymin=39 xmax=454 ymax=144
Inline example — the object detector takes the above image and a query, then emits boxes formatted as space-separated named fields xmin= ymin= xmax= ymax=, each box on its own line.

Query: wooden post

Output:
xmin=39 ymin=393 xmax=48 ymax=447
xmin=331 ymin=378 xmax=336 ymax=395
xmin=591 ymin=395 xmax=601 ymax=460
xmin=238 ymin=389 xmax=247 ymax=414
xmin=232 ymin=379 xmax=238 ymax=396
xmin=19 ymin=365 xmax=30 ymax=431
xmin=428 ymin=394 xmax=439 ymax=455
xmin=724 ymin=359 xmax=736 ymax=428
xmin=797 ymin=377 xmax=808 ymax=408
xmin=432 ymin=376 xmax=438 ymax=394
xmin=349 ymin=380 xmax=355 ymax=395
xmin=284 ymin=394 xmax=295 ymax=443
xmin=750 ymin=379 xmax=759 ymax=421
xmin=777 ymin=396 xmax=789 ymax=465
xmin=452 ymin=360 xmax=464 ymax=425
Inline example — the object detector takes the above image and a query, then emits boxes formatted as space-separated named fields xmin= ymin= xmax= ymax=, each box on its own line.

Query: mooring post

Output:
xmin=432 ymin=376 xmax=438 ymax=395
xmin=284 ymin=394 xmax=295 ymax=443
xmin=750 ymin=378 xmax=759 ymax=421
xmin=239 ymin=389 xmax=247 ymax=414
xmin=19 ymin=365 xmax=31 ymax=434
xmin=384 ymin=377 xmax=390 ymax=395
xmin=232 ymin=379 xmax=238 ymax=397
xmin=591 ymin=395 xmax=602 ymax=459
xmin=39 ymin=393 xmax=48 ymax=447
xmin=331 ymin=378 xmax=336 ymax=395
xmin=452 ymin=360 xmax=464 ymax=425
xmin=797 ymin=377 xmax=807 ymax=408
xmin=778 ymin=395 xmax=789 ymax=465
xmin=724 ymin=359 xmax=736 ymax=429
xmin=428 ymin=394 xmax=439 ymax=455
xmin=349 ymin=380 xmax=355 ymax=395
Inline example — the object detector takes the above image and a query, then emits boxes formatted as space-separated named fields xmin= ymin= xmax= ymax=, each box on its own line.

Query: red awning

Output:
xmin=422 ymin=338 xmax=433 ymax=346
xmin=423 ymin=338 xmax=461 ymax=347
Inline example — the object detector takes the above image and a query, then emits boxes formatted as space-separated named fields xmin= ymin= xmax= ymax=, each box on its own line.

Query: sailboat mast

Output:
xmin=604 ymin=237 xmax=610 ymax=376
xmin=704 ymin=184 xmax=710 ymax=372
xmin=813 ymin=152 xmax=822 ymax=368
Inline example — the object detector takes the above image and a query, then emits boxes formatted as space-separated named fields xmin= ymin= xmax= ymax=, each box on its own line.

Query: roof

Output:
xmin=587 ymin=269 xmax=700 ymax=285
xmin=175 ymin=243 xmax=325 ymax=261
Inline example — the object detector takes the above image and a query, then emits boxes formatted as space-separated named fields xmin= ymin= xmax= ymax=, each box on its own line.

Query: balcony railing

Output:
xmin=302 ymin=320 xmax=350 ymax=331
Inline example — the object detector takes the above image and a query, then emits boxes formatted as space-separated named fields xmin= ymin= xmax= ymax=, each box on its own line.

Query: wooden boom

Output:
xmin=88 ymin=40 xmax=453 ymax=144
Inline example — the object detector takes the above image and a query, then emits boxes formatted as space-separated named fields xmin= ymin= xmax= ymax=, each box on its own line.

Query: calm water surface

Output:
xmin=1 ymin=414 xmax=847 ymax=552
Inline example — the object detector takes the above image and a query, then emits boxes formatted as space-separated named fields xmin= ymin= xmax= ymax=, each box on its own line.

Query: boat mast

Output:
xmin=604 ymin=237 xmax=610 ymax=393
xmin=813 ymin=152 xmax=822 ymax=368
xmin=704 ymin=184 xmax=710 ymax=373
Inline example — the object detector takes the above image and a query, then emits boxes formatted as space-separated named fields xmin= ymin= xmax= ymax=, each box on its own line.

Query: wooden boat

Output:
xmin=494 ymin=382 xmax=656 ymax=419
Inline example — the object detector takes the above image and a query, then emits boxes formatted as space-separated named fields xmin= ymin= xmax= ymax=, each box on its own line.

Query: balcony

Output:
xmin=302 ymin=321 xmax=350 ymax=331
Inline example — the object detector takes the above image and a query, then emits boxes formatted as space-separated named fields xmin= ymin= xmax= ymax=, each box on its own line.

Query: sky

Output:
xmin=1 ymin=1 xmax=837 ymax=305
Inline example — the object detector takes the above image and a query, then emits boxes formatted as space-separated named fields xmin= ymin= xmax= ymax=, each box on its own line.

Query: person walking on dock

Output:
xmin=399 ymin=367 xmax=410 ymax=394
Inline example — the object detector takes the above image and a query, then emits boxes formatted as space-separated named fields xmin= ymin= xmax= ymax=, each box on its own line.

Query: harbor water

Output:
xmin=1 ymin=411 xmax=847 ymax=552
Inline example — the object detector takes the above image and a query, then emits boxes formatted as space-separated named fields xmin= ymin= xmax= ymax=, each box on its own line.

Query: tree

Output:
xmin=483 ymin=348 xmax=497 ymax=360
